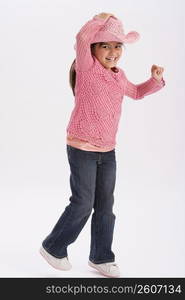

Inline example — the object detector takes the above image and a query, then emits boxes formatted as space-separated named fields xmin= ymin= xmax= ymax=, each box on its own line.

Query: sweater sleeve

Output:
xmin=75 ymin=16 xmax=109 ymax=71
xmin=123 ymin=71 xmax=166 ymax=100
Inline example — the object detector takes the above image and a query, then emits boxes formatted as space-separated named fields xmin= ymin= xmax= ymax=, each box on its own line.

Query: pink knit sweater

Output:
xmin=66 ymin=16 xmax=166 ymax=148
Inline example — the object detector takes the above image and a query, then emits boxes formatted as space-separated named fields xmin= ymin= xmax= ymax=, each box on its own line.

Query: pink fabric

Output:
xmin=92 ymin=15 xmax=140 ymax=44
xmin=66 ymin=135 xmax=114 ymax=152
xmin=66 ymin=16 xmax=166 ymax=148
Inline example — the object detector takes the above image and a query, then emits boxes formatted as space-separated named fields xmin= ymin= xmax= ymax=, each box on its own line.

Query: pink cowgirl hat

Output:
xmin=92 ymin=16 xmax=140 ymax=44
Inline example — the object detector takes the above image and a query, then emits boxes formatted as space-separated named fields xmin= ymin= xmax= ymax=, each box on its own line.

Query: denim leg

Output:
xmin=42 ymin=145 xmax=97 ymax=258
xmin=89 ymin=149 xmax=117 ymax=264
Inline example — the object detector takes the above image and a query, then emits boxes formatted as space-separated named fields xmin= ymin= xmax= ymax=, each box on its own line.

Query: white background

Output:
xmin=0 ymin=0 xmax=185 ymax=277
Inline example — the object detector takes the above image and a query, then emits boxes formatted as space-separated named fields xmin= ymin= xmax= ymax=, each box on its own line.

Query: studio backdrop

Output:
xmin=0 ymin=0 xmax=184 ymax=277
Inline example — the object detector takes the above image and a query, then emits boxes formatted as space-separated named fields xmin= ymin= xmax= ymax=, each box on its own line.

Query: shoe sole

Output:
xmin=39 ymin=247 xmax=72 ymax=271
xmin=88 ymin=261 xmax=120 ymax=278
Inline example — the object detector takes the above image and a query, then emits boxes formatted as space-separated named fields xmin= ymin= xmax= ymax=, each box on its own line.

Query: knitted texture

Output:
xmin=66 ymin=16 xmax=165 ymax=148
xmin=92 ymin=15 xmax=140 ymax=44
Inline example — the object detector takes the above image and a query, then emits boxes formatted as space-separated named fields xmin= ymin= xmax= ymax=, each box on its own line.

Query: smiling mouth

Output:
xmin=106 ymin=57 xmax=117 ymax=62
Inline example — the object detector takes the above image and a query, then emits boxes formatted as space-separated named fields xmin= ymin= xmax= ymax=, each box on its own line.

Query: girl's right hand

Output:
xmin=95 ymin=12 xmax=116 ymax=20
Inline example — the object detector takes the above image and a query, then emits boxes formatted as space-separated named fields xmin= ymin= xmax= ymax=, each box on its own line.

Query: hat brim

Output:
xmin=73 ymin=30 xmax=140 ymax=50
xmin=92 ymin=30 xmax=140 ymax=44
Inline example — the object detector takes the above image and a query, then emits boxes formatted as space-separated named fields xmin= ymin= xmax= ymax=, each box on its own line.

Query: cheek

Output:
xmin=95 ymin=48 xmax=107 ymax=59
xmin=118 ymin=49 xmax=123 ymax=57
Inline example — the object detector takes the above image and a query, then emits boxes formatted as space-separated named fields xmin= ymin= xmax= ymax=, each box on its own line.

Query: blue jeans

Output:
xmin=42 ymin=144 xmax=117 ymax=264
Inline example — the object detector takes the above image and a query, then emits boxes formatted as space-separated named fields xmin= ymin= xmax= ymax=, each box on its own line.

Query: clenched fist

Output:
xmin=151 ymin=65 xmax=164 ymax=82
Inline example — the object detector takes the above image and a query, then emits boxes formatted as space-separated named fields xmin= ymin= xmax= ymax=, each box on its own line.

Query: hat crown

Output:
xmin=100 ymin=18 xmax=125 ymax=36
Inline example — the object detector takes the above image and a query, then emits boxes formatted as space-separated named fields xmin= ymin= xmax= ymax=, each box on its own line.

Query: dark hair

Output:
xmin=69 ymin=42 xmax=125 ymax=96
xmin=69 ymin=59 xmax=76 ymax=96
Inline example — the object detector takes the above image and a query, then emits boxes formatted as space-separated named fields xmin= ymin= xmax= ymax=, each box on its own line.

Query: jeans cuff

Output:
xmin=89 ymin=258 xmax=115 ymax=264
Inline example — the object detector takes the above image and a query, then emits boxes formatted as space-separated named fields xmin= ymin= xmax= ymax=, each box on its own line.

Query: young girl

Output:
xmin=40 ymin=12 xmax=165 ymax=278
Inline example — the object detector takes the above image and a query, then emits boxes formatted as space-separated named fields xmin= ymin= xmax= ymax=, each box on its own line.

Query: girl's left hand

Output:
xmin=151 ymin=64 xmax=164 ymax=82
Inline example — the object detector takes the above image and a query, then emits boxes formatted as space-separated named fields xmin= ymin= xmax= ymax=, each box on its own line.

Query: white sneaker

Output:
xmin=39 ymin=246 xmax=72 ymax=271
xmin=88 ymin=260 xmax=120 ymax=278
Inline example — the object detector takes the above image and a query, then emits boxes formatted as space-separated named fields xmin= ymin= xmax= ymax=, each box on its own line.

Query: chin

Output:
xmin=104 ymin=63 xmax=117 ymax=69
xmin=109 ymin=65 xmax=117 ymax=69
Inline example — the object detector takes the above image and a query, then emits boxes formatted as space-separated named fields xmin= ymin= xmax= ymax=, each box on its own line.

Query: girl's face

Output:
xmin=91 ymin=41 xmax=123 ymax=70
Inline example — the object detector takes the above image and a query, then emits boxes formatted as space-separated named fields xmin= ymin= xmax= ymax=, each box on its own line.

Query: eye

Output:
xmin=101 ymin=45 xmax=109 ymax=48
xmin=116 ymin=45 xmax=122 ymax=48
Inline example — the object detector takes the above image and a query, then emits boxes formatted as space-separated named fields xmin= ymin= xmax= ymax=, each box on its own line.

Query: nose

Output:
xmin=108 ymin=49 xmax=116 ymax=56
xmin=108 ymin=47 xmax=120 ymax=56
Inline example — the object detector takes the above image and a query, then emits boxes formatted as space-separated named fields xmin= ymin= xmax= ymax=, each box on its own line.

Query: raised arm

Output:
xmin=122 ymin=71 xmax=165 ymax=100
xmin=75 ymin=13 xmax=115 ymax=71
